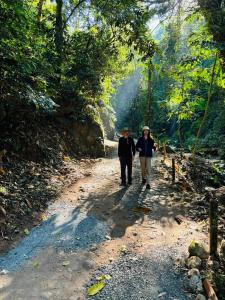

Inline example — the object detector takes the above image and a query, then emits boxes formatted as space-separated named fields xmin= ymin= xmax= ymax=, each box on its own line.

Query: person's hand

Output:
xmin=138 ymin=148 xmax=142 ymax=152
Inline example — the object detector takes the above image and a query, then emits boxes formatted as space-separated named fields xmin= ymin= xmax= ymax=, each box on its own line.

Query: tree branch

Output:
xmin=64 ymin=0 xmax=86 ymax=27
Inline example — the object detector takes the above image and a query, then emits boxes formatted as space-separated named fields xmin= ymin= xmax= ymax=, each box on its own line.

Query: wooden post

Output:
xmin=203 ymin=279 xmax=218 ymax=300
xmin=172 ymin=158 xmax=175 ymax=182
xmin=209 ymin=197 xmax=218 ymax=256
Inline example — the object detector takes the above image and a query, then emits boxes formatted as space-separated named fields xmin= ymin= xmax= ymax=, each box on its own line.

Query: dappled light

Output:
xmin=0 ymin=0 xmax=225 ymax=299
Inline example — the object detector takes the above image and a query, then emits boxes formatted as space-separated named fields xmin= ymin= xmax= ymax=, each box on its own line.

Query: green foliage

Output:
xmin=148 ymin=13 xmax=225 ymax=153
xmin=115 ymin=8 xmax=225 ymax=156
xmin=0 ymin=0 xmax=157 ymax=137
xmin=27 ymin=88 xmax=59 ymax=114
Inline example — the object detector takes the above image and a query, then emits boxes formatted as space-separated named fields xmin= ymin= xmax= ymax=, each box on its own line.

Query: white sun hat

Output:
xmin=142 ymin=126 xmax=150 ymax=131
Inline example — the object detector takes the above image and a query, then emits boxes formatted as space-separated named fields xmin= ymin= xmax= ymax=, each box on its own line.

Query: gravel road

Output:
xmin=0 ymin=149 xmax=206 ymax=300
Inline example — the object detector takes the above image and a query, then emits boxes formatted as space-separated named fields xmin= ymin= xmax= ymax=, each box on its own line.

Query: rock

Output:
xmin=187 ymin=256 xmax=202 ymax=269
xmin=189 ymin=275 xmax=203 ymax=292
xmin=207 ymin=259 xmax=220 ymax=270
xmin=90 ymin=244 xmax=98 ymax=252
xmin=79 ymin=186 xmax=85 ymax=192
xmin=196 ymin=294 xmax=206 ymax=300
xmin=188 ymin=268 xmax=200 ymax=278
xmin=70 ymin=120 xmax=105 ymax=157
xmin=0 ymin=269 xmax=9 ymax=275
xmin=82 ymin=260 xmax=95 ymax=269
xmin=158 ymin=292 xmax=167 ymax=298
xmin=188 ymin=240 xmax=209 ymax=259
xmin=175 ymin=257 xmax=186 ymax=267
xmin=40 ymin=291 xmax=53 ymax=299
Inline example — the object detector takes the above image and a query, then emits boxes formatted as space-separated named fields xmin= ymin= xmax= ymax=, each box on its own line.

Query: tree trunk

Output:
xmin=37 ymin=0 xmax=45 ymax=23
xmin=192 ymin=52 xmax=218 ymax=166
xmin=55 ymin=0 xmax=64 ymax=80
xmin=145 ymin=65 xmax=153 ymax=126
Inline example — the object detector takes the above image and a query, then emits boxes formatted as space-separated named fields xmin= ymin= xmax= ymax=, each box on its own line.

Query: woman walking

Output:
xmin=136 ymin=126 xmax=156 ymax=189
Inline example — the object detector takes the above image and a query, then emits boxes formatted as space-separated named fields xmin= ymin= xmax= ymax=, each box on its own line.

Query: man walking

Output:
xmin=118 ymin=127 xmax=135 ymax=186
xmin=136 ymin=126 xmax=156 ymax=189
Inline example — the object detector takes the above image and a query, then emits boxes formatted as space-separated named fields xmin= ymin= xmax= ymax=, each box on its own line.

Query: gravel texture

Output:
xmin=0 ymin=203 xmax=109 ymax=271
xmin=87 ymin=248 xmax=190 ymax=300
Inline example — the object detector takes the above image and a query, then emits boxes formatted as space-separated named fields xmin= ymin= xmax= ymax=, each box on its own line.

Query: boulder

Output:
xmin=188 ymin=240 xmax=209 ymax=259
xmin=189 ymin=274 xmax=203 ymax=292
xmin=99 ymin=106 xmax=116 ymax=140
xmin=188 ymin=268 xmax=200 ymax=278
xmin=70 ymin=121 xmax=105 ymax=157
xmin=187 ymin=256 xmax=202 ymax=269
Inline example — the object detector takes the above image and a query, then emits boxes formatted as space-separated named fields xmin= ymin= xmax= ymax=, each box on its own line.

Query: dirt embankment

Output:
xmin=0 ymin=102 xmax=113 ymax=253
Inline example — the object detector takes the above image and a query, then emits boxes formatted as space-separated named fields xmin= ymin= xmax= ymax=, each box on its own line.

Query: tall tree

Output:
xmin=198 ymin=0 xmax=225 ymax=67
xmin=55 ymin=0 xmax=64 ymax=78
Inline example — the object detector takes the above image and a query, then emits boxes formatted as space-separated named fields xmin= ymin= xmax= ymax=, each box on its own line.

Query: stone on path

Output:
xmin=187 ymin=268 xmax=200 ymax=278
xmin=188 ymin=241 xmax=209 ymax=259
xmin=187 ymin=256 xmax=202 ymax=269
xmin=189 ymin=275 xmax=203 ymax=293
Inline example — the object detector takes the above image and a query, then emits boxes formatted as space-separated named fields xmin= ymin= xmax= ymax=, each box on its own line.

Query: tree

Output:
xmin=198 ymin=0 xmax=225 ymax=67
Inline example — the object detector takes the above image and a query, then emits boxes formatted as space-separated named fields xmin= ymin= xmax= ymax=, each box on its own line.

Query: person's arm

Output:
xmin=136 ymin=138 xmax=142 ymax=152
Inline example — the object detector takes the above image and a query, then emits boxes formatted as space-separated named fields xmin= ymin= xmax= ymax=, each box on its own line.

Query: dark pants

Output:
xmin=120 ymin=157 xmax=132 ymax=184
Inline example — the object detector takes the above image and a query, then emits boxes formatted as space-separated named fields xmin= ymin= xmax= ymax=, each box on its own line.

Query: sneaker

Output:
xmin=142 ymin=179 xmax=146 ymax=184
xmin=120 ymin=182 xmax=126 ymax=187
xmin=146 ymin=184 xmax=151 ymax=189
xmin=128 ymin=181 xmax=132 ymax=185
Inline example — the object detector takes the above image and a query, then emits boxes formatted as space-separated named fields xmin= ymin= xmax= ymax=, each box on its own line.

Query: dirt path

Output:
xmin=0 ymin=145 xmax=208 ymax=300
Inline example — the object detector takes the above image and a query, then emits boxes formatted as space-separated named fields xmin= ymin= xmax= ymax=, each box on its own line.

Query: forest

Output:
xmin=0 ymin=1 xmax=225 ymax=300
xmin=1 ymin=1 xmax=225 ymax=158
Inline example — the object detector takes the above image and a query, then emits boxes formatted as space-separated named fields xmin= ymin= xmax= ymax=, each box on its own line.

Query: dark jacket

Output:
xmin=118 ymin=136 xmax=136 ymax=158
xmin=136 ymin=136 xmax=156 ymax=157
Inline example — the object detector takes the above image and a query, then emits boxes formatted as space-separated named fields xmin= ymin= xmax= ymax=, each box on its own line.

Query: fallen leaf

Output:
xmin=63 ymin=156 xmax=71 ymax=162
xmin=120 ymin=245 xmax=128 ymax=253
xmin=96 ymin=274 xmax=111 ymax=281
xmin=62 ymin=261 xmax=70 ymax=266
xmin=25 ymin=199 xmax=32 ymax=209
xmin=0 ymin=205 xmax=6 ymax=217
xmin=34 ymin=262 xmax=40 ymax=268
xmin=87 ymin=281 xmax=105 ymax=296
xmin=0 ymin=186 xmax=7 ymax=195
xmin=39 ymin=213 xmax=47 ymax=221
xmin=24 ymin=228 xmax=30 ymax=235
xmin=0 ymin=167 xmax=5 ymax=175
